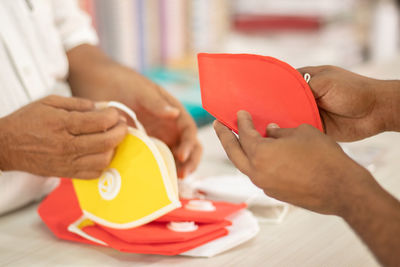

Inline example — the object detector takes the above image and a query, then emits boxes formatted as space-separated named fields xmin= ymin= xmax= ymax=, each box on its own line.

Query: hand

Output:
xmin=128 ymin=83 xmax=203 ymax=178
xmin=298 ymin=65 xmax=398 ymax=141
xmin=91 ymin=70 xmax=201 ymax=178
xmin=214 ymin=110 xmax=378 ymax=215
xmin=67 ymin=45 xmax=202 ymax=178
xmin=0 ymin=95 xmax=127 ymax=179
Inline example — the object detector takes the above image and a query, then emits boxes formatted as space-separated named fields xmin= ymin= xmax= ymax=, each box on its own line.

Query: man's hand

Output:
xmin=215 ymin=111 xmax=400 ymax=267
xmin=67 ymin=45 xmax=202 ymax=178
xmin=214 ymin=110 xmax=376 ymax=215
xmin=298 ymin=65 xmax=400 ymax=141
xmin=0 ymin=95 xmax=127 ymax=179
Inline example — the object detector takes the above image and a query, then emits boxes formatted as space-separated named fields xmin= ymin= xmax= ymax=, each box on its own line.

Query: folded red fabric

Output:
xmin=38 ymin=179 xmax=235 ymax=255
xmin=38 ymin=179 xmax=96 ymax=245
xmin=155 ymin=199 xmax=246 ymax=223
xmin=84 ymin=224 xmax=228 ymax=255
xmin=100 ymin=220 xmax=231 ymax=244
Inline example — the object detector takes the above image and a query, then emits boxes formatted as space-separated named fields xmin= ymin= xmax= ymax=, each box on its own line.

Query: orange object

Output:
xmin=198 ymin=53 xmax=323 ymax=136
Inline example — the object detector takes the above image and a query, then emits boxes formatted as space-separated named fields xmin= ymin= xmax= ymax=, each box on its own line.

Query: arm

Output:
xmin=297 ymin=66 xmax=400 ymax=141
xmin=214 ymin=111 xmax=400 ymax=266
xmin=50 ymin=0 xmax=201 ymax=177
xmin=377 ymin=80 xmax=400 ymax=133
xmin=66 ymin=44 xmax=202 ymax=177
xmin=341 ymin=179 xmax=400 ymax=267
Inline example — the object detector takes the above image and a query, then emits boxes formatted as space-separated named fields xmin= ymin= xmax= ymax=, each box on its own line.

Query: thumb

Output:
xmin=140 ymin=89 xmax=180 ymax=118
xmin=266 ymin=123 xmax=295 ymax=138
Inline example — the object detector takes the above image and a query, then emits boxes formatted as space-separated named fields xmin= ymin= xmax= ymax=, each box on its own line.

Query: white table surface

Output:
xmin=1 ymin=62 xmax=400 ymax=266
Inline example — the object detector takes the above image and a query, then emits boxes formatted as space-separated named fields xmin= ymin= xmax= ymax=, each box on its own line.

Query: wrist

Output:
xmin=0 ymin=116 xmax=11 ymax=171
xmin=333 ymin=163 xmax=375 ymax=217
xmin=373 ymin=80 xmax=400 ymax=133
xmin=337 ymin=167 xmax=389 ymax=222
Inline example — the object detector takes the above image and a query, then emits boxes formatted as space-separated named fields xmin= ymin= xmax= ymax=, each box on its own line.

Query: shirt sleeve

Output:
xmin=51 ymin=0 xmax=99 ymax=51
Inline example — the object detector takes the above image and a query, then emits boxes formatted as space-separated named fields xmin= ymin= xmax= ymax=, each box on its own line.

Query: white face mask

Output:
xmin=179 ymin=173 xmax=289 ymax=224
xmin=181 ymin=209 xmax=259 ymax=257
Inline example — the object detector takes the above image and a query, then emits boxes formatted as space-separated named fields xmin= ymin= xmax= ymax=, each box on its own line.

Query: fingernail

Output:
xmin=267 ymin=123 xmax=280 ymax=129
xmin=213 ymin=120 xmax=217 ymax=128
xmin=119 ymin=115 xmax=127 ymax=123
xmin=95 ymin=101 xmax=108 ymax=110
xmin=238 ymin=110 xmax=252 ymax=120
xmin=165 ymin=106 xmax=180 ymax=115
xmin=181 ymin=149 xmax=190 ymax=162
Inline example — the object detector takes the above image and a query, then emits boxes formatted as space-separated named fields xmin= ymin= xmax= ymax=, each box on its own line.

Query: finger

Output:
xmin=42 ymin=95 xmax=94 ymax=111
xmin=177 ymin=142 xmax=203 ymax=178
xmin=159 ymin=87 xmax=186 ymax=109
xmin=297 ymin=66 xmax=331 ymax=99
xmin=71 ymin=170 xmax=104 ymax=180
xmin=139 ymin=84 xmax=180 ymax=118
xmin=266 ymin=123 xmax=295 ymax=138
xmin=236 ymin=110 xmax=262 ymax=154
xmin=71 ymin=121 xmax=128 ymax=155
xmin=66 ymin=108 xmax=122 ymax=135
xmin=73 ymin=150 xmax=114 ymax=171
xmin=213 ymin=120 xmax=252 ymax=174
xmin=175 ymin=121 xmax=198 ymax=162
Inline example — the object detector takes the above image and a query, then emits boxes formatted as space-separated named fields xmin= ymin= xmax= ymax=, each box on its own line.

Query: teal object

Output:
xmin=145 ymin=67 xmax=214 ymax=127
xmin=184 ymin=102 xmax=214 ymax=127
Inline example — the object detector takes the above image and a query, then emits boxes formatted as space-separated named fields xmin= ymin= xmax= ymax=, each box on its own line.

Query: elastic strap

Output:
xmin=96 ymin=101 xmax=146 ymax=133
xmin=304 ymin=73 xmax=311 ymax=83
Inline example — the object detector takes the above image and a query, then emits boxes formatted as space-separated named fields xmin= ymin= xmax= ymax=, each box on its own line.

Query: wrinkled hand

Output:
xmin=0 ymin=95 xmax=127 ymax=179
xmin=214 ymin=110 xmax=376 ymax=215
xmin=298 ymin=65 xmax=393 ymax=142
xmin=67 ymin=45 xmax=202 ymax=178
xmin=127 ymin=81 xmax=202 ymax=178
xmin=74 ymin=66 xmax=201 ymax=178
xmin=121 ymin=75 xmax=202 ymax=178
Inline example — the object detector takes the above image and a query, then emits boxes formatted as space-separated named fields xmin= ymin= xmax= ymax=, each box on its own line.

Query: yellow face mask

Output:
xmin=72 ymin=102 xmax=180 ymax=229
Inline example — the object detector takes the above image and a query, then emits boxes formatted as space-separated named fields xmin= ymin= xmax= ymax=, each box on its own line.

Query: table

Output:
xmin=1 ymin=63 xmax=400 ymax=266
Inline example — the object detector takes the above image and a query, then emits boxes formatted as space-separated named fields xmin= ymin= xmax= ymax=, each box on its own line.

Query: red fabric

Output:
xmin=156 ymin=199 xmax=246 ymax=223
xmin=99 ymin=220 xmax=230 ymax=244
xmin=38 ymin=179 xmax=96 ymax=245
xmin=37 ymin=179 xmax=232 ymax=255
xmin=84 ymin=225 xmax=228 ymax=255
xmin=198 ymin=53 xmax=323 ymax=137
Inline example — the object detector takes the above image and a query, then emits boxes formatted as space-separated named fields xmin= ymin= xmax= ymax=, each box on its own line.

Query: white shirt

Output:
xmin=0 ymin=0 xmax=98 ymax=215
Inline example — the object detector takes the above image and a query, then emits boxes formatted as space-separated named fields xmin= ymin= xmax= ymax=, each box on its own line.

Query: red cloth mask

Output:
xmin=198 ymin=53 xmax=323 ymax=136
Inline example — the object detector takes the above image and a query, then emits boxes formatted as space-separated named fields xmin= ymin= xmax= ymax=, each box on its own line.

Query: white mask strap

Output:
xmin=96 ymin=101 xmax=146 ymax=133
xmin=304 ymin=73 xmax=311 ymax=83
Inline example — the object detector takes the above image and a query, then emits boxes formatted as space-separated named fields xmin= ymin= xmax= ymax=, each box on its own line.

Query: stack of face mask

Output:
xmin=38 ymin=102 xmax=259 ymax=257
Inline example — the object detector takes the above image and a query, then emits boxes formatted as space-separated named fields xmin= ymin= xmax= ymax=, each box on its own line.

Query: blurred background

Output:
xmin=79 ymin=0 xmax=400 ymax=126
